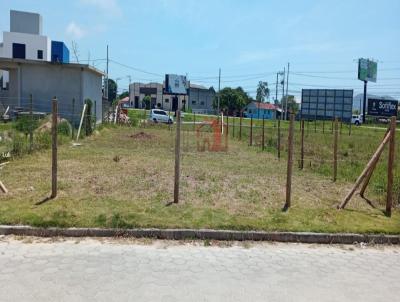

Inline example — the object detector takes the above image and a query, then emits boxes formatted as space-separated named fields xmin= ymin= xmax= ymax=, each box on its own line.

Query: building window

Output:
xmin=37 ymin=50 xmax=43 ymax=59
xmin=192 ymin=100 xmax=196 ymax=104
xmin=165 ymin=99 xmax=169 ymax=103
xmin=12 ymin=43 xmax=26 ymax=59
xmin=200 ymin=101 xmax=205 ymax=105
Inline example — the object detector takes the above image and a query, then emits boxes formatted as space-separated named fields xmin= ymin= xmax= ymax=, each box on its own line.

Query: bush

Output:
xmin=57 ymin=120 xmax=72 ymax=137
xmin=15 ymin=116 xmax=39 ymax=135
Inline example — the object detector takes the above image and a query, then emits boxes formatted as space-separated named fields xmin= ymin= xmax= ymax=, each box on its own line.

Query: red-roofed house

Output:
xmin=244 ymin=101 xmax=280 ymax=119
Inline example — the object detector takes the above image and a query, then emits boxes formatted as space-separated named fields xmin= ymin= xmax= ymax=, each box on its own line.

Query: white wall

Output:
xmin=1 ymin=31 xmax=50 ymax=61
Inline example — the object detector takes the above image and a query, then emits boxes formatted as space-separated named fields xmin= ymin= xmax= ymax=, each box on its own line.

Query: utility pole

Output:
xmin=217 ymin=68 xmax=221 ymax=115
xmin=106 ymin=45 xmax=109 ymax=100
xmin=275 ymin=72 xmax=279 ymax=103
xmin=281 ymin=67 xmax=285 ymax=120
xmin=285 ymin=62 xmax=290 ymax=120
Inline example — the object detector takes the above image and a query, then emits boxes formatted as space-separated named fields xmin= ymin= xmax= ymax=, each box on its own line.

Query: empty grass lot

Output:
xmin=0 ymin=122 xmax=399 ymax=234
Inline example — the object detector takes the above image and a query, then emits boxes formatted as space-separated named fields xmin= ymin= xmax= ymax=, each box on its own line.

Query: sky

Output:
xmin=1 ymin=0 xmax=400 ymax=101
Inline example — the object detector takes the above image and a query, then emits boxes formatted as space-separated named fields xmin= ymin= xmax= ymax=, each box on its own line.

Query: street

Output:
xmin=0 ymin=236 xmax=399 ymax=301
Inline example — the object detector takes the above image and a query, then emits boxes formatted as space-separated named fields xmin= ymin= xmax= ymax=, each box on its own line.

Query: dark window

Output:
xmin=165 ymin=99 xmax=169 ymax=103
xmin=12 ymin=43 xmax=26 ymax=59
xmin=200 ymin=101 xmax=205 ymax=105
xmin=37 ymin=50 xmax=43 ymax=59
xmin=192 ymin=100 xmax=196 ymax=104
xmin=139 ymin=87 xmax=157 ymax=95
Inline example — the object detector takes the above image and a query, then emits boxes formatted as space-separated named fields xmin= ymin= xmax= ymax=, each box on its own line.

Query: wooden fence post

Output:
xmin=249 ymin=116 xmax=253 ymax=146
xmin=29 ymin=94 xmax=33 ymax=152
xmin=333 ymin=117 xmax=339 ymax=182
xmin=283 ymin=113 xmax=295 ymax=211
xmin=300 ymin=119 xmax=305 ymax=170
xmin=232 ymin=116 xmax=235 ymax=138
xmin=193 ymin=112 xmax=196 ymax=132
xmin=174 ymin=110 xmax=181 ymax=204
xmin=239 ymin=111 xmax=243 ymax=140
xmin=51 ymin=97 xmax=58 ymax=199
xmin=262 ymin=116 xmax=265 ymax=151
xmin=349 ymin=121 xmax=352 ymax=136
xmin=226 ymin=114 xmax=229 ymax=136
xmin=386 ymin=116 xmax=396 ymax=217
xmin=277 ymin=119 xmax=281 ymax=159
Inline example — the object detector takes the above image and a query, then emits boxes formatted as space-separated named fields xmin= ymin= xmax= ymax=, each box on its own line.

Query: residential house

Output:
xmin=244 ymin=102 xmax=279 ymax=119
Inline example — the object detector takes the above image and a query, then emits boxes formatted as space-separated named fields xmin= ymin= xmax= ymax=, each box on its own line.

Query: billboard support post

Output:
xmin=363 ymin=80 xmax=367 ymax=124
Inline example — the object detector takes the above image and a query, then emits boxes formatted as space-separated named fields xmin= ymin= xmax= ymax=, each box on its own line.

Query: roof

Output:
xmin=189 ymin=83 xmax=208 ymax=90
xmin=0 ymin=57 xmax=104 ymax=76
xmin=251 ymin=102 xmax=278 ymax=110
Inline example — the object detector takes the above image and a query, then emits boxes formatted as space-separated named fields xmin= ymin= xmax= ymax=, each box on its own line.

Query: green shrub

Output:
xmin=14 ymin=116 xmax=39 ymax=135
xmin=57 ymin=120 xmax=72 ymax=137
xmin=34 ymin=131 xmax=52 ymax=150
xmin=11 ymin=132 xmax=28 ymax=157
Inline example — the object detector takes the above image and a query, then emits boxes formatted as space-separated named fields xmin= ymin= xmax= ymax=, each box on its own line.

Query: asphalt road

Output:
xmin=0 ymin=236 xmax=399 ymax=302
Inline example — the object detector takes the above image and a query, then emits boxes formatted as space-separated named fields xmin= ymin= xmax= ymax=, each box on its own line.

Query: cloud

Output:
xmin=66 ymin=22 xmax=87 ymax=39
xmin=79 ymin=0 xmax=122 ymax=16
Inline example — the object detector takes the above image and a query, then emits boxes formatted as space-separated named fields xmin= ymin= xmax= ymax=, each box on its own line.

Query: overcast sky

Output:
xmin=1 ymin=0 xmax=399 ymax=100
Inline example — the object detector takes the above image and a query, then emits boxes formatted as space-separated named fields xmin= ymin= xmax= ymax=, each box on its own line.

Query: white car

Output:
xmin=351 ymin=114 xmax=363 ymax=126
xmin=149 ymin=109 xmax=174 ymax=124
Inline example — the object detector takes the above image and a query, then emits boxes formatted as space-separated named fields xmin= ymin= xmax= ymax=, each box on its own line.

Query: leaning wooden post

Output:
xmin=29 ymin=93 xmax=33 ymax=153
xmin=239 ymin=111 xmax=243 ymax=140
xmin=249 ymin=116 xmax=253 ymax=146
xmin=300 ymin=119 xmax=305 ymax=170
xmin=262 ymin=116 xmax=265 ymax=151
xmin=283 ymin=113 xmax=295 ymax=211
xmin=51 ymin=97 xmax=58 ymax=199
xmin=277 ymin=119 xmax=281 ymax=159
xmin=360 ymin=128 xmax=390 ymax=198
xmin=333 ymin=117 xmax=339 ymax=182
xmin=338 ymin=131 xmax=391 ymax=209
xmin=386 ymin=116 xmax=396 ymax=217
xmin=174 ymin=110 xmax=181 ymax=204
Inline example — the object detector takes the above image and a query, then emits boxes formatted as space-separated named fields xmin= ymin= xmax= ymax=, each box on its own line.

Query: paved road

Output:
xmin=0 ymin=236 xmax=399 ymax=302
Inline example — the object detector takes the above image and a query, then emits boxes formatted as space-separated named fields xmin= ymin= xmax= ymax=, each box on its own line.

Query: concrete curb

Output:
xmin=0 ymin=225 xmax=399 ymax=244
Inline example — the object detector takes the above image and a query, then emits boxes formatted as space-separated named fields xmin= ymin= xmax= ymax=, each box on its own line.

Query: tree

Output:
xmin=108 ymin=79 xmax=117 ymax=104
xmin=119 ymin=91 xmax=129 ymax=99
xmin=213 ymin=87 xmax=251 ymax=115
xmin=256 ymin=81 xmax=270 ymax=103
xmin=281 ymin=95 xmax=299 ymax=114
xmin=143 ymin=95 xmax=151 ymax=109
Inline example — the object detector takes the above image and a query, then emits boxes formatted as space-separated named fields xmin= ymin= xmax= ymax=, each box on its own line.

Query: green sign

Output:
xmin=358 ymin=58 xmax=377 ymax=82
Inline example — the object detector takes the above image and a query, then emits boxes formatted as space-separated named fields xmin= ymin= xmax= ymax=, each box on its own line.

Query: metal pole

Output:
xmin=71 ymin=98 xmax=75 ymax=139
xmin=333 ymin=117 xmax=339 ymax=182
xmin=362 ymin=80 xmax=367 ymax=124
xmin=262 ymin=116 xmax=265 ymax=151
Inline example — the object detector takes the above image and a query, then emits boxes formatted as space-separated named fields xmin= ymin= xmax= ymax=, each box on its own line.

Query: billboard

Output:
xmin=358 ymin=58 xmax=377 ymax=82
xmin=165 ymin=74 xmax=188 ymax=95
xmin=367 ymin=99 xmax=398 ymax=117
xmin=300 ymin=89 xmax=354 ymax=122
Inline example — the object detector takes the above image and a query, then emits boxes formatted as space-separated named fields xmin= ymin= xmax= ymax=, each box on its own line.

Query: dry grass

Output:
xmin=0 ymin=124 xmax=398 ymax=234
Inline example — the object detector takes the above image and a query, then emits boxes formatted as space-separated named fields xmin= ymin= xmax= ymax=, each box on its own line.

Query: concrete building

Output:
xmin=0 ymin=10 xmax=51 ymax=61
xmin=0 ymin=10 xmax=103 ymax=123
xmin=188 ymin=84 xmax=216 ymax=114
xmin=0 ymin=58 xmax=104 ymax=123
xmin=129 ymin=82 xmax=216 ymax=114
xmin=244 ymin=102 xmax=278 ymax=119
